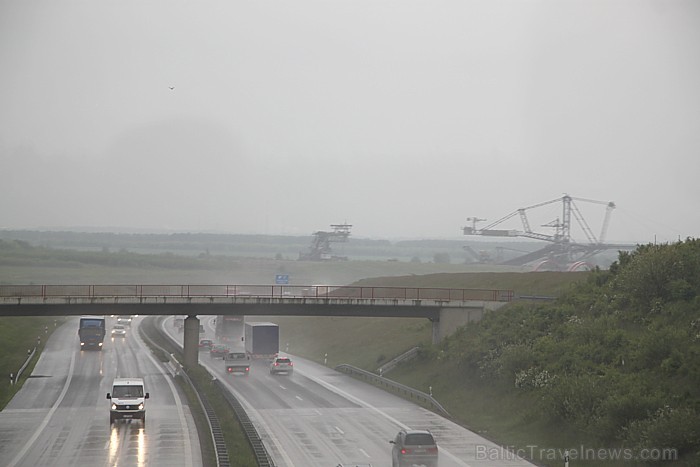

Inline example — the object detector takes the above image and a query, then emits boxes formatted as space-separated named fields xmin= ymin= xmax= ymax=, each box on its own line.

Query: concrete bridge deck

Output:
xmin=0 ymin=284 xmax=514 ymax=361
xmin=0 ymin=284 xmax=513 ymax=318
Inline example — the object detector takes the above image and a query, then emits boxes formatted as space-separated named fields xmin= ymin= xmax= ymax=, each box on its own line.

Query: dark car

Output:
xmin=390 ymin=429 xmax=438 ymax=467
xmin=209 ymin=343 xmax=229 ymax=358
xmin=198 ymin=339 xmax=213 ymax=350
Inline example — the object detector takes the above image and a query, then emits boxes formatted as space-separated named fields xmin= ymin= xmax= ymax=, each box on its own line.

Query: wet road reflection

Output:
xmin=108 ymin=421 xmax=148 ymax=466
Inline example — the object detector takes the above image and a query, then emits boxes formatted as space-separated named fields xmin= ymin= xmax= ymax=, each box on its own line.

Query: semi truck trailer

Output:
xmin=244 ymin=322 xmax=279 ymax=359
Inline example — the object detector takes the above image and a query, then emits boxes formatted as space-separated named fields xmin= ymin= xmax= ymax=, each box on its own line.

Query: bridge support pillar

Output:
xmin=434 ymin=303 xmax=509 ymax=343
xmin=183 ymin=315 xmax=200 ymax=369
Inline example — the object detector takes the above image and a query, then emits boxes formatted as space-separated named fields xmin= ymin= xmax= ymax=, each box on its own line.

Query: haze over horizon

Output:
xmin=1 ymin=1 xmax=698 ymax=245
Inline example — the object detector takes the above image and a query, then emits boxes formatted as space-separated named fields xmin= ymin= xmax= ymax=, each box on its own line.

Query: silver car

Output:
xmin=111 ymin=324 xmax=126 ymax=338
xmin=269 ymin=356 xmax=293 ymax=375
xmin=390 ymin=429 xmax=438 ymax=467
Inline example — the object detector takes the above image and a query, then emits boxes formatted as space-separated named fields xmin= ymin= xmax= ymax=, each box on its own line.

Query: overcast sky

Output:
xmin=1 ymin=0 xmax=698 ymax=244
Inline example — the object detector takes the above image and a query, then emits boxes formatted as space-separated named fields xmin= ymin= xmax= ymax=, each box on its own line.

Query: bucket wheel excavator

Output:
xmin=462 ymin=195 xmax=633 ymax=271
xmin=299 ymin=223 xmax=352 ymax=261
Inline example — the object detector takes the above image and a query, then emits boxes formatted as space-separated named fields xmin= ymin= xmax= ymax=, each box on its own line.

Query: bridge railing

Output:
xmin=0 ymin=284 xmax=514 ymax=302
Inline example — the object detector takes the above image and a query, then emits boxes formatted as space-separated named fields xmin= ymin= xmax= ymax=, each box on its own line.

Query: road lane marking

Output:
xmin=163 ymin=318 xmax=296 ymax=467
xmin=359 ymin=448 xmax=370 ymax=458
xmin=301 ymin=371 xmax=475 ymax=467
xmin=140 ymin=321 xmax=194 ymax=467
xmin=295 ymin=395 xmax=303 ymax=401
xmin=279 ymin=385 xmax=287 ymax=390
xmin=335 ymin=426 xmax=344 ymax=435
xmin=8 ymin=351 xmax=76 ymax=467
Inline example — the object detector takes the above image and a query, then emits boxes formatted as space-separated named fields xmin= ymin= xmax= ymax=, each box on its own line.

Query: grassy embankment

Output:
xmin=272 ymin=271 xmax=586 ymax=369
xmin=0 ymin=316 xmax=66 ymax=408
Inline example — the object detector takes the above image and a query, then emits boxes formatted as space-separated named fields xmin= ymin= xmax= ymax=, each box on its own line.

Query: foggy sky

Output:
xmin=1 ymin=0 xmax=699 ymax=244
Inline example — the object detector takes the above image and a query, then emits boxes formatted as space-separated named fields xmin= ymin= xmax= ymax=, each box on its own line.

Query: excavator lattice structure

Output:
xmin=299 ymin=224 xmax=352 ymax=261
xmin=463 ymin=195 xmax=633 ymax=271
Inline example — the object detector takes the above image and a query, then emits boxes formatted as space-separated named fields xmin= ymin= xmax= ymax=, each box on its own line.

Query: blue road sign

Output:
xmin=275 ymin=274 xmax=289 ymax=285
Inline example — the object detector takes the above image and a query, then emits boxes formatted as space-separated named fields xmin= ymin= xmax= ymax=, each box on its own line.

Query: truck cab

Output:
xmin=107 ymin=378 xmax=149 ymax=424
xmin=79 ymin=315 xmax=106 ymax=350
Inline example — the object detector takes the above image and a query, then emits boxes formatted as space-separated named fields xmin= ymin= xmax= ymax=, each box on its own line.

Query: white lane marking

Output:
xmin=8 ymin=351 xmax=76 ymax=467
xmin=314 ymin=409 xmax=322 ymax=416
xmin=295 ymin=395 xmax=303 ymax=401
xmin=208 ymin=366 xmax=296 ymax=467
xmin=335 ymin=426 xmax=345 ymax=435
xmin=301 ymin=371 xmax=474 ymax=467
xmin=162 ymin=320 xmax=296 ymax=467
xmin=140 ymin=321 xmax=194 ymax=467
xmin=359 ymin=448 xmax=370 ymax=458
xmin=279 ymin=385 xmax=287 ymax=390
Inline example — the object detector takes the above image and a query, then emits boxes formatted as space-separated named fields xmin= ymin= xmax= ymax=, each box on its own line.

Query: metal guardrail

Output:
xmin=150 ymin=318 xmax=276 ymax=467
xmin=0 ymin=284 xmax=515 ymax=302
xmin=213 ymin=380 xmax=274 ymax=467
xmin=139 ymin=321 xmax=230 ymax=467
xmin=376 ymin=347 xmax=420 ymax=376
xmin=335 ymin=364 xmax=450 ymax=418
xmin=13 ymin=347 xmax=36 ymax=384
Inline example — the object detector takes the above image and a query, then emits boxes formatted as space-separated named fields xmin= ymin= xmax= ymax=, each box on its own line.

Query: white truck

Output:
xmin=224 ymin=349 xmax=251 ymax=376
xmin=107 ymin=377 xmax=149 ymax=424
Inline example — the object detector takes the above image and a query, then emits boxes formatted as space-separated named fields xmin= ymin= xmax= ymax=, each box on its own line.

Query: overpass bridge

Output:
xmin=0 ymin=284 xmax=514 ymax=367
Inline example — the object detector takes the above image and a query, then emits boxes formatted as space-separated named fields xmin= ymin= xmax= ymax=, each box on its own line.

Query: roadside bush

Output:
xmin=622 ymin=406 xmax=700 ymax=461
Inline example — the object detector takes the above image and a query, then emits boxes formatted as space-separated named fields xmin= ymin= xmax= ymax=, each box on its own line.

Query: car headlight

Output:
xmin=138 ymin=403 xmax=144 ymax=410
xmin=111 ymin=403 xmax=117 ymax=410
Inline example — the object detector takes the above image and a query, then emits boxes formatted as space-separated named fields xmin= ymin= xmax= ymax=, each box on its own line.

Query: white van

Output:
xmin=106 ymin=377 xmax=149 ymax=424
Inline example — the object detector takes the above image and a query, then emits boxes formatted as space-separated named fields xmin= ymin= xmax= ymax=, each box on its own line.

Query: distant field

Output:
xmin=0 ymin=257 xmax=524 ymax=286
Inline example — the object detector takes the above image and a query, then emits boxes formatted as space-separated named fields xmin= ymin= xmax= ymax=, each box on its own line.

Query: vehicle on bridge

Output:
xmin=224 ymin=350 xmax=250 ymax=375
xmin=244 ymin=322 xmax=279 ymax=359
xmin=107 ymin=377 xmax=149 ymax=424
xmin=79 ymin=315 xmax=106 ymax=350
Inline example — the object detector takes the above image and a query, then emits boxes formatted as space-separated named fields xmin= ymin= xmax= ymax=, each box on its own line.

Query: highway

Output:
xmin=165 ymin=316 xmax=536 ymax=467
xmin=0 ymin=317 xmax=201 ymax=467
xmin=0 ymin=313 xmax=537 ymax=467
